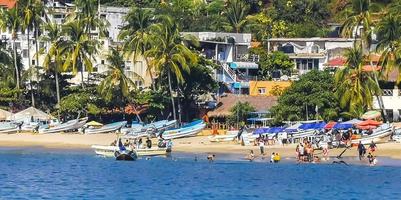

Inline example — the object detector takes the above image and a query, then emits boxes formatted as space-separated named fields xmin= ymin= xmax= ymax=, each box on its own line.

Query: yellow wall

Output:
xmin=249 ymin=81 xmax=292 ymax=96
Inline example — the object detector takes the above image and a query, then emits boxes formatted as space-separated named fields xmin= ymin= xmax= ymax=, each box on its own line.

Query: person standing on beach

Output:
xmin=357 ymin=141 xmax=366 ymax=160
xmin=369 ymin=141 xmax=377 ymax=153
xmin=259 ymin=139 xmax=265 ymax=155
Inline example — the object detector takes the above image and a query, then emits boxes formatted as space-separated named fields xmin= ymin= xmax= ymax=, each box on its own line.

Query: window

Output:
xmin=279 ymin=44 xmax=295 ymax=54
xmin=296 ymin=59 xmax=320 ymax=72
xmin=311 ymin=45 xmax=319 ymax=53
xmin=258 ymin=87 xmax=266 ymax=95
xmin=22 ymin=49 xmax=28 ymax=58
xmin=101 ymin=60 xmax=105 ymax=65
xmin=32 ymin=60 xmax=35 ymax=65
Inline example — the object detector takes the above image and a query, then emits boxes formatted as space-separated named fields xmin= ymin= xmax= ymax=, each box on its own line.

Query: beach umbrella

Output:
xmin=86 ymin=121 xmax=103 ymax=127
xmin=0 ymin=109 xmax=13 ymax=120
xmin=324 ymin=121 xmax=337 ymax=129
xmin=361 ymin=111 xmax=381 ymax=120
xmin=333 ymin=123 xmax=353 ymax=130
xmin=357 ymin=119 xmax=382 ymax=127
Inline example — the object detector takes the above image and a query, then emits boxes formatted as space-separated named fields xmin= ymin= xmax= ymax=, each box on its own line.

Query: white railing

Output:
xmin=222 ymin=62 xmax=237 ymax=82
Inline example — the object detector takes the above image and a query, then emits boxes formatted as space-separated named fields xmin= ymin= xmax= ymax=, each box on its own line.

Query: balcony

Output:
xmin=235 ymin=54 xmax=259 ymax=62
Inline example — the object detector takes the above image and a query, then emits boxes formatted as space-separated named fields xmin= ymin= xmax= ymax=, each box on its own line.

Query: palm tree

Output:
xmin=146 ymin=16 xmax=198 ymax=122
xmin=376 ymin=14 xmax=401 ymax=81
xmin=224 ymin=0 xmax=249 ymax=33
xmin=98 ymin=48 xmax=142 ymax=121
xmin=0 ymin=8 xmax=23 ymax=90
xmin=341 ymin=0 xmax=372 ymax=42
xmin=341 ymin=0 xmax=388 ymax=120
xmin=119 ymin=7 xmax=155 ymax=90
xmin=59 ymin=19 xmax=99 ymax=88
xmin=0 ymin=44 xmax=14 ymax=88
xmin=41 ymin=22 xmax=63 ymax=109
xmin=335 ymin=47 xmax=380 ymax=116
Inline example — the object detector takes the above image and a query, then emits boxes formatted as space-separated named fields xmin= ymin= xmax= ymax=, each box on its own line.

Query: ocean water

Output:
xmin=0 ymin=148 xmax=400 ymax=200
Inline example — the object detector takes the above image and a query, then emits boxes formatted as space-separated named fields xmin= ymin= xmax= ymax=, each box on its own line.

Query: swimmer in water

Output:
xmin=207 ymin=154 xmax=215 ymax=162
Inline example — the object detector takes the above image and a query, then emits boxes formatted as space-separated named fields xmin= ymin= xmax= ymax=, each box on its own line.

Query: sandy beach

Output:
xmin=0 ymin=133 xmax=400 ymax=160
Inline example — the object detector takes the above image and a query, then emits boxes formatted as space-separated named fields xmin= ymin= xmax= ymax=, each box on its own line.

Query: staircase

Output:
xmin=221 ymin=62 xmax=237 ymax=82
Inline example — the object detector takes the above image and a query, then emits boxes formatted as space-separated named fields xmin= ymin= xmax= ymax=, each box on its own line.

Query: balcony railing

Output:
xmin=236 ymin=54 xmax=259 ymax=62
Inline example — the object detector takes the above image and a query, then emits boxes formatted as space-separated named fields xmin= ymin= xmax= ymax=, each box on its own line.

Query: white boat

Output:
xmin=39 ymin=117 xmax=88 ymax=134
xmin=91 ymin=145 xmax=170 ymax=157
xmin=351 ymin=125 xmax=393 ymax=145
xmin=122 ymin=120 xmax=177 ymax=135
xmin=0 ymin=121 xmax=21 ymax=134
xmin=162 ymin=120 xmax=205 ymax=140
xmin=81 ymin=121 xmax=127 ymax=134
xmin=208 ymin=131 xmax=238 ymax=142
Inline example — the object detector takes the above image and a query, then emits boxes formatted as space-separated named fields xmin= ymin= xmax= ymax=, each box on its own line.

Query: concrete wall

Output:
xmin=373 ymin=88 xmax=401 ymax=121
xmin=249 ymin=81 xmax=292 ymax=96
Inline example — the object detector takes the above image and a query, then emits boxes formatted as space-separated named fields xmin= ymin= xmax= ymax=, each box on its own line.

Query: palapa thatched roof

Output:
xmin=207 ymin=94 xmax=278 ymax=117
xmin=13 ymin=107 xmax=54 ymax=120
xmin=0 ymin=109 xmax=13 ymax=120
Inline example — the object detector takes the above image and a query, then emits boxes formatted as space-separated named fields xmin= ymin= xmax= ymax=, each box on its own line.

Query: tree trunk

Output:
xmin=55 ymin=71 xmax=61 ymax=120
xmin=13 ymin=39 xmax=20 ymax=90
xmin=373 ymin=72 xmax=388 ymax=121
xmin=27 ymin=27 xmax=35 ymax=107
xmin=80 ymin=60 xmax=85 ymax=89
xmin=177 ymin=91 xmax=182 ymax=125
xmin=35 ymin=25 xmax=40 ymax=68
xmin=167 ymin=70 xmax=176 ymax=121
xmin=144 ymin=57 xmax=156 ymax=91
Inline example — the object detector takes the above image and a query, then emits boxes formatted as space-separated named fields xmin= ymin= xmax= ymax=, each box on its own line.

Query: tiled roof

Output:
xmin=0 ymin=0 xmax=16 ymax=8
xmin=208 ymin=94 xmax=278 ymax=117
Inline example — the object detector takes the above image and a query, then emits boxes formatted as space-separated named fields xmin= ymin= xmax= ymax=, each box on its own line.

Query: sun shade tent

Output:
xmin=299 ymin=122 xmax=326 ymax=130
xmin=13 ymin=107 xmax=54 ymax=121
xmin=86 ymin=121 xmax=103 ymax=127
xmin=324 ymin=121 xmax=337 ymax=129
xmin=361 ymin=111 xmax=381 ymax=120
xmin=284 ymin=123 xmax=302 ymax=132
xmin=333 ymin=119 xmax=362 ymax=129
xmin=0 ymin=109 xmax=13 ymax=120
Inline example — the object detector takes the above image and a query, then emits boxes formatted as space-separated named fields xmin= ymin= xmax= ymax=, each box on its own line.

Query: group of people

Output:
xmin=357 ymin=141 xmax=378 ymax=166
xmin=295 ymin=140 xmax=320 ymax=163
xmin=110 ymin=137 xmax=173 ymax=150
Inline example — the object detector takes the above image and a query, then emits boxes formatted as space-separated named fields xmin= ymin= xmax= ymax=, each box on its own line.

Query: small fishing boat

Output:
xmin=124 ymin=120 xmax=177 ymax=135
xmin=0 ymin=121 xmax=22 ymax=134
xmin=162 ymin=120 xmax=206 ymax=140
xmin=351 ymin=125 xmax=393 ymax=145
xmin=39 ymin=117 xmax=88 ymax=134
xmin=91 ymin=145 xmax=170 ymax=157
xmin=208 ymin=131 xmax=238 ymax=142
xmin=81 ymin=121 xmax=127 ymax=134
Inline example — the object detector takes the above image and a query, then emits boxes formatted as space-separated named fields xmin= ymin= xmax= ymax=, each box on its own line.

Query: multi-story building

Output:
xmin=0 ymin=0 xmax=151 ymax=88
xmin=266 ymin=37 xmax=357 ymax=75
xmin=183 ymin=32 xmax=259 ymax=94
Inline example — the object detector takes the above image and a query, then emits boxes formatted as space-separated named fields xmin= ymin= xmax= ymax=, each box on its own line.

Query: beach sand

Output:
xmin=0 ymin=133 xmax=400 ymax=160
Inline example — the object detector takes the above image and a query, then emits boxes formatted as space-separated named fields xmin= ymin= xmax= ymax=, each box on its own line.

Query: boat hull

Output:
xmin=91 ymin=145 xmax=169 ymax=157
xmin=162 ymin=123 xmax=206 ymax=140
xmin=83 ymin=121 xmax=127 ymax=134
xmin=39 ymin=118 xmax=88 ymax=134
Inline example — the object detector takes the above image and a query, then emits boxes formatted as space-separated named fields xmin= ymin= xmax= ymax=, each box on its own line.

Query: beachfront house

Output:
xmin=182 ymin=32 xmax=260 ymax=95
xmin=266 ymin=38 xmax=357 ymax=75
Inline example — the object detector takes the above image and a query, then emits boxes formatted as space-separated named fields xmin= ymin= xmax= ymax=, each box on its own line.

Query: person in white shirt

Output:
xmin=259 ymin=139 xmax=265 ymax=155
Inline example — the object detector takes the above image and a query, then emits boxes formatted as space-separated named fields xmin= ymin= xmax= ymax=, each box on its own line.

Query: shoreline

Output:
xmin=0 ymin=133 xmax=400 ymax=161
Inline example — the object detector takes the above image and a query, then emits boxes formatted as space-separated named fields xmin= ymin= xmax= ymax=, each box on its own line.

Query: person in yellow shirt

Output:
xmin=273 ymin=153 xmax=281 ymax=163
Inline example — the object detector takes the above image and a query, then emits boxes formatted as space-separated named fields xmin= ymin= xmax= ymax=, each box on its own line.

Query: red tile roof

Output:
xmin=0 ymin=0 xmax=16 ymax=8
xmin=326 ymin=57 xmax=346 ymax=67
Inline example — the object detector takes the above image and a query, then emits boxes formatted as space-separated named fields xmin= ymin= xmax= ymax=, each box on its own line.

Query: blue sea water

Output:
xmin=0 ymin=148 xmax=400 ymax=200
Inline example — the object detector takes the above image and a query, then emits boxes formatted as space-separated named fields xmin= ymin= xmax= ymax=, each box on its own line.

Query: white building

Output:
xmin=267 ymin=38 xmax=357 ymax=74
xmin=0 ymin=1 xmax=151 ymax=88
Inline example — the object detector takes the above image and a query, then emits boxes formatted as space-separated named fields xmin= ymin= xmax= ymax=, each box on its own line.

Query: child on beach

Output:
xmin=270 ymin=152 xmax=275 ymax=163
xmin=247 ymin=150 xmax=255 ymax=161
